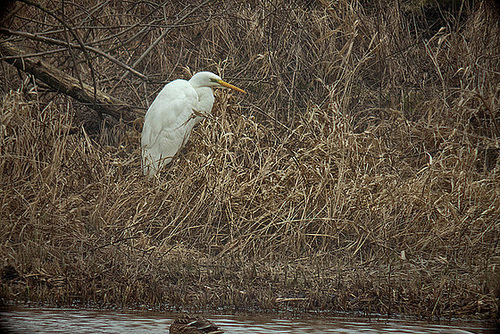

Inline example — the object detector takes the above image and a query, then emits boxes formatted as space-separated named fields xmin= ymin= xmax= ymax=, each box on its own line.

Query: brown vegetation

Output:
xmin=170 ymin=314 xmax=223 ymax=334
xmin=0 ymin=0 xmax=499 ymax=320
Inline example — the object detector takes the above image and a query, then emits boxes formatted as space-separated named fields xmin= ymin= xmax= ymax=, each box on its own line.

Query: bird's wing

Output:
xmin=141 ymin=79 xmax=199 ymax=175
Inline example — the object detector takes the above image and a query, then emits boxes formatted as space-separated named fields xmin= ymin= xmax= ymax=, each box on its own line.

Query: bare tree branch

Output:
xmin=17 ymin=0 xmax=100 ymax=108
xmin=0 ymin=28 xmax=148 ymax=81
xmin=0 ymin=40 xmax=143 ymax=123
xmin=112 ymin=0 xmax=210 ymax=89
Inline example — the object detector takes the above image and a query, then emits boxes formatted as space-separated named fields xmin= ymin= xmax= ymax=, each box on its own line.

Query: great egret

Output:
xmin=141 ymin=71 xmax=246 ymax=177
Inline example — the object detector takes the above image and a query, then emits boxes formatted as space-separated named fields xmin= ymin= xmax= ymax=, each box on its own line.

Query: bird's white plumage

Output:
xmin=141 ymin=71 xmax=245 ymax=177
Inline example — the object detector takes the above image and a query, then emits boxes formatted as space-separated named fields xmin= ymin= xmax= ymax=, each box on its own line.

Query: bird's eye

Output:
xmin=209 ymin=78 xmax=219 ymax=83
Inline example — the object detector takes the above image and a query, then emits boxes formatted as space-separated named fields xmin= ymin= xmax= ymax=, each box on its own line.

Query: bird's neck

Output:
xmin=195 ymin=86 xmax=215 ymax=114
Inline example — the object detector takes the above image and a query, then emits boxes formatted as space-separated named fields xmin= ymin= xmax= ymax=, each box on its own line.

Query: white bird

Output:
xmin=141 ymin=71 xmax=246 ymax=177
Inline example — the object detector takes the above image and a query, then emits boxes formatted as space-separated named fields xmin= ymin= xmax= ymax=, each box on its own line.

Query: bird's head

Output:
xmin=190 ymin=71 xmax=246 ymax=94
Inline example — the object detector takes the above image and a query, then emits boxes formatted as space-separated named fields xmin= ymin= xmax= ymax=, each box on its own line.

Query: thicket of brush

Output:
xmin=1 ymin=0 xmax=499 ymax=320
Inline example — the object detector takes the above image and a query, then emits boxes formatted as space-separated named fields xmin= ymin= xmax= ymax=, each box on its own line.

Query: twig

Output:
xmin=0 ymin=28 xmax=148 ymax=81
xmin=112 ymin=0 xmax=210 ymax=90
xmin=0 ymin=47 xmax=67 ymax=60
xmin=0 ymin=40 xmax=143 ymax=122
xmin=17 ymin=0 xmax=99 ymax=109
xmin=61 ymin=0 xmax=88 ymax=108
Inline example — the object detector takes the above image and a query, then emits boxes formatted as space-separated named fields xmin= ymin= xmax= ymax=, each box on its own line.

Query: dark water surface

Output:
xmin=0 ymin=307 xmax=494 ymax=333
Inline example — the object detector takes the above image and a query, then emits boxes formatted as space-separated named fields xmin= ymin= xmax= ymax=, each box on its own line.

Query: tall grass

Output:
xmin=0 ymin=0 xmax=499 ymax=318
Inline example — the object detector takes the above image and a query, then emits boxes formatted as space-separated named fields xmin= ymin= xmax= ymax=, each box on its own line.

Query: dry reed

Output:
xmin=0 ymin=0 xmax=499 ymax=320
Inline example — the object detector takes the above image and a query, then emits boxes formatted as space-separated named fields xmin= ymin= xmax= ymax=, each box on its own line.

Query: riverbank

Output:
xmin=1 ymin=87 xmax=498 ymax=320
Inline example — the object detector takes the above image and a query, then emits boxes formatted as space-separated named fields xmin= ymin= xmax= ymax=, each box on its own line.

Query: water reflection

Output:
xmin=0 ymin=307 xmax=492 ymax=334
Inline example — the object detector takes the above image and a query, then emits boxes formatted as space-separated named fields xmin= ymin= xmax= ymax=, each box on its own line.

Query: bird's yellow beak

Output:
xmin=217 ymin=79 xmax=246 ymax=94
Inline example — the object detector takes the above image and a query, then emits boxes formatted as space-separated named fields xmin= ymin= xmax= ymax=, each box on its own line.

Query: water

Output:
xmin=0 ymin=307 xmax=494 ymax=333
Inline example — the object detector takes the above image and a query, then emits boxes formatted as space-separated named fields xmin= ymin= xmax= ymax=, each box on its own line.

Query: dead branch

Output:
xmin=0 ymin=39 xmax=143 ymax=123
xmin=0 ymin=28 xmax=148 ymax=81
xmin=113 ymin=0 xmax=210 ymax=89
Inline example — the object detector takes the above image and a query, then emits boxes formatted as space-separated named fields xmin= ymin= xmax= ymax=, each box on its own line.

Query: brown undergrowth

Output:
xmin=0 ymin=0 xmax=499 ymax=320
